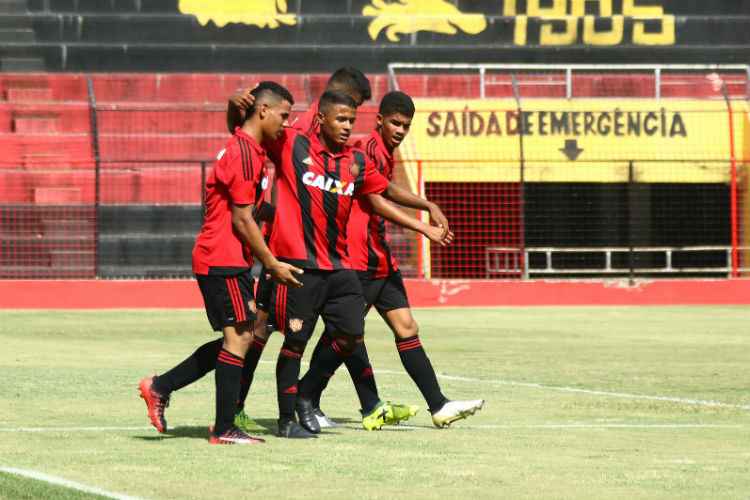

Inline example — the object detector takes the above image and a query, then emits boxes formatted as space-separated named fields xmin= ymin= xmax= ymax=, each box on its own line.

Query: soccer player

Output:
xmin=138 ymin=82 xmax=302 ymax=445
xmin=230 ymin=69 xmax=454 ymax=432
xmin=136 ymin=68 xmax=378 ymax=437
xmin=304 ymin=91 xmax=485 ymax=428
xmin=264 ymin=90 xmax=451 ymax=438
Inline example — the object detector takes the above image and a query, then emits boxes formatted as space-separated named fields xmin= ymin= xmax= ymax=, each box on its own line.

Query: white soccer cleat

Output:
xmin=431 ymin=399 xmax=485 ymax=428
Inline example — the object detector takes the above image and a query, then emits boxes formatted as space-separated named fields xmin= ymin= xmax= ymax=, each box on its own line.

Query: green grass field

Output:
xmin=1 ymin=307 xmax=748 ymax=499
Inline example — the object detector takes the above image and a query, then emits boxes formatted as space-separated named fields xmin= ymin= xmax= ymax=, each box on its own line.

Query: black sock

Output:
xmin=153 ymin=339 xmax=222 ymax=394
xmin=342 ymin=341 xmax=380 ymax=414
xmin=237 ymin=336 xmax=267 ymax=410
xmin=396 ymin=336 xmax=447 ymax=413
xmin=276 ymin=344 xmax=302 ymax=421
xmin=298 ymin=340 xmax=345 ymax=399
xmin=214 ymin=348 xmax=244 ymax=435
xmin=308 ymin=332 xmax=334 ymax=408
xmin=300 ymin=339 xmax=380 ymax=414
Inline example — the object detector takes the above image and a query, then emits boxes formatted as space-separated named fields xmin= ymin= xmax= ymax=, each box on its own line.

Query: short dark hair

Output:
xmin=379 ymin=91 xmax=415 ymax=118
xmin=327 ymin=67 xmax=371 ymax=102
xmin=318 ymin=90 xmax=357 ymax=114
xmin=247 ymin=81 xmax=294 ymax=119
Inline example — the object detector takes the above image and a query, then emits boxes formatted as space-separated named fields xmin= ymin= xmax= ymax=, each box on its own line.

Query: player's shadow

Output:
xmin=131 ymin=416 xmax=413 ymax=441
xmin=132 ymin=423 xmax=276 ymax=442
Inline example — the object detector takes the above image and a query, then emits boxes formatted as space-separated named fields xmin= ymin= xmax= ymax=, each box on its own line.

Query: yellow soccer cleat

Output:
xmin=384 ymin=402 xmax=419 ymax=425
xmin=362 ymin=401 xmax=419 ymax=431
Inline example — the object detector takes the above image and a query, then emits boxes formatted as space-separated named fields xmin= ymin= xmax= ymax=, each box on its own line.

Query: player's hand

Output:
xmin=230 ymin=86 xmax=258 ymax=111
xmin=428 ymin=202 xmax=450 ymax=239
xmin=267 ymin=261 xmax=304 ymax=288
xmin=424 ymin=225 xmax=454 ymax=247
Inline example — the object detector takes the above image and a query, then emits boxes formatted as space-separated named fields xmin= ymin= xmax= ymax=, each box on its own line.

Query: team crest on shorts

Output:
xmin=288 ymin=318 xmax=304 ymax=333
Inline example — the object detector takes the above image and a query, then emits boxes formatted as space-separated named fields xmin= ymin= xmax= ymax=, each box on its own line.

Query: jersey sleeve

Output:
xmin=355 ymin=157 xmax=390 ymax=196
xmin=262 ymin=128 xmax=294 ymax=165
xmin=216 ymin=148 xmax=256 ymax=205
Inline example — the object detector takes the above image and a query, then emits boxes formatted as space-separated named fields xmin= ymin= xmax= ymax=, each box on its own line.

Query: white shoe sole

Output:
xmin=432 ymin=400 xmax=485 ymax=429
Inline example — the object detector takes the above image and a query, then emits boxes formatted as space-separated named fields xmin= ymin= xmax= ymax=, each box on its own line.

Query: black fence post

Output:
xmin=86 ymin=76 xmax=102 ymax=278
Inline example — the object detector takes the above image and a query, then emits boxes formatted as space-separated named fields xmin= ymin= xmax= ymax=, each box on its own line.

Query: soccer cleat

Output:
xmin=209 ymin=426 xmax=265 ymax=445
xmin=384 ymin=402 xmax=419 ymax=425
xmin=138 ymin=376 xmax=170 ymax=433
xmin=431 ymin=399 xmax=485 ymax=428
xmin=361 ymin=402 xmax=390 ymax=431
xmin=234 ymin=409 xmax=265 ymax=433
xmin=361 ymin=401 xmax=417 ymax=431
xmin=295 ymin=397 xmax=321 ymax=434
xmin=277 ymin=418 xmax=318 ymax=439
xmin=313 ymin=408 xmax=339 ymax=429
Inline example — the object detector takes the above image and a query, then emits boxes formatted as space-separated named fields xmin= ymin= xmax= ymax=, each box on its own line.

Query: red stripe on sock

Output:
xmin=280 ymin=348 xmax=301 ymax=360
xmin=252 ymin=338 xmax=267 ymax=350
xmin=218 ymin=356 xmax=243 ymax=367
xmin=397 ymin=337 xmax=422 ymax=352
xmin=218 ymin=359 xmax=243 ymax=368
xmin=283 ymin=384 xmax=298 ymax=395
xmin=360 ymin=367 xmax=373 ymax=379
xmin=218 ymin=350 xmax=244 ymax=367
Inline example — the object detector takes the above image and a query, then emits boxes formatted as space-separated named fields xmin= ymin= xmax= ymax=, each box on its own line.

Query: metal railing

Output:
xmin=388 ymin=63 xmax=750 ymax=100
xmin=486 ymin=246 xmax=750 ymax=279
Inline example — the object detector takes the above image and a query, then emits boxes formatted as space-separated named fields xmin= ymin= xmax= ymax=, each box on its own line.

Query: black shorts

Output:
xmin=270 ymin=269 xmax=366 ymax=342
xmin=196 ymin=271 xmax=257 ymax=332
xmin=359 ymin=270 xmax=410 ymax=313
xmin=255 ymin=268 xmax=274 ymax=313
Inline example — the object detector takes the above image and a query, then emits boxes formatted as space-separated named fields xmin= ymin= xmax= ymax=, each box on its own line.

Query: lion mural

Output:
xmin=178 ymin=0 xmax=296 ymax=29
xmin=363 ymin=0 xmax=487 ymax=42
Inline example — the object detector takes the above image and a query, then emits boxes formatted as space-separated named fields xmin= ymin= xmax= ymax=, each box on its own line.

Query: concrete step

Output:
xmin=0 ymin=28 xmax=35 ymax=42
xmin=4 ymin=87 xmax=52 ymax=101
xmin=50 ymin=249 xmax=95 ymax=267
xmin=41 ymin=218 xmax=94 ymax=237
xmin=0 ymin=15 xmax=31 ymax=29
xmin=1 ymin=57 xmax=45 ymax=71
xmin=12 ymin=112 xmax=60 ymax=133
xmin=34 ymin=187 xmax=82 ymax=204
xmin=0 ymin=0 xmax=27 ymax=13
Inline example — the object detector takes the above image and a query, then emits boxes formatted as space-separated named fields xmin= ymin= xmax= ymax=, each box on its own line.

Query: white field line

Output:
xmin=0 ymin=423 xmax=742 ymax=434
xmin=257 ymin=360 xmax=750 ymax=411
xmin=375 ymin=368 xmax=750 ymax=411
xmin=391 ymin=423 xmax=744 ymax=430
xmin=0 ymin=466 xmax=144 ymax=500
xmin=0 ymin=426 xmax=153 ymax=432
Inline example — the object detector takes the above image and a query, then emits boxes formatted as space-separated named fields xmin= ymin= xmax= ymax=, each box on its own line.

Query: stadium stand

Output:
xmin=0 ymin=0 xmax=746 ymax=72
xmin=1 ymin=0 xmax=750 ymax=279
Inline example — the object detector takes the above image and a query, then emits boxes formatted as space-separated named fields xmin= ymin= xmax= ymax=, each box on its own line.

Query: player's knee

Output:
xmin=395 ymin=318 xmax=419 ymax=339
xmin=333 ymin=335 xmax=357 ymax=354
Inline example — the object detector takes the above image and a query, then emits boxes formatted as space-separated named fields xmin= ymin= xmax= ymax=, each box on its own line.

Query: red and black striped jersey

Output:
xmin=193 ymin=128 xmax=264 ymax=276
xmin=265 ymin=128 xmax=389 ymax=270
xmin=348 ymin=130 xmax=399 ymax=278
